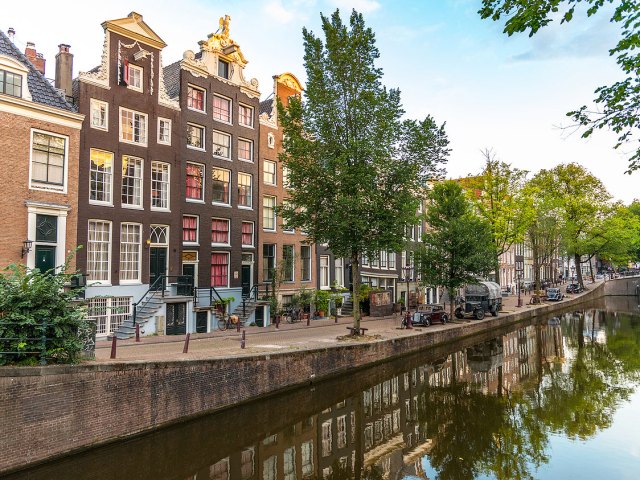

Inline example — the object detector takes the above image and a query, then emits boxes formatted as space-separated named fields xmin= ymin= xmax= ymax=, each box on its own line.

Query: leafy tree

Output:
xmin=278 ymin=9 xmax=449 ymax=331
xmin=416 ymin=181 xmax=495 ymax=318
xmin=460 ymin=149 xmax=532 ymax=284
xmin=479 ymin=0 xmax=640 ymax=173
xmin=0 ymin=263 xmax=88 ymax=365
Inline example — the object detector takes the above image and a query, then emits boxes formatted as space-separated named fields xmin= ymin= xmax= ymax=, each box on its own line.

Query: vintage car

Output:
xmin=566 ymin=283 xmax=583 ymax=294
xmin=454 ymin=281 xmax=502 ymax=320
xmin=413 ymin=304 xmax=449 ymax=326
xmin=546 ymin=288 xmax=564 ymax=301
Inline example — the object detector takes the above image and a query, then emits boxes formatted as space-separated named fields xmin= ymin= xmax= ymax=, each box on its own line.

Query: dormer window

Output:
xmin=218 ymin=59 xmax=229 ymax=79
xmin=127 ymin=64 xmax=143 ymax=92
xmin=0 ymin=69 xmax=22 ymax=97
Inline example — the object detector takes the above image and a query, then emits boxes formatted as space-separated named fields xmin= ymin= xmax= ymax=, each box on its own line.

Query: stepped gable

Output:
xmin=0 ymin=30 xmax=75 ymax=111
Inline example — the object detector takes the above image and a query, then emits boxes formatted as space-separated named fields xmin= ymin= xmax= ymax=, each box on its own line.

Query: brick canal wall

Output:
xmin=0 ymin=280 xmax=623 ymax=474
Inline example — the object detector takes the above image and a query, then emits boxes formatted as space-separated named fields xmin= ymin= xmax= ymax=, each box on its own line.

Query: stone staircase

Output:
xmin=340 ymin=297 xmax=353 ymax=316
xmin=230 ymin=297 xmax=258 ymax=326
xmin=107 ymin=291 xmax=164 ymax=340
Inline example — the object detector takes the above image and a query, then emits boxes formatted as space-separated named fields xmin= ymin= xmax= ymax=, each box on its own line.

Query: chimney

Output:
xmin=55 ymin=44 xmax=73 ymax=98
xmin=24 ymin=41 xmax=46 ymax=75
xmin=7 ymin=28 xmax=15 ymax=43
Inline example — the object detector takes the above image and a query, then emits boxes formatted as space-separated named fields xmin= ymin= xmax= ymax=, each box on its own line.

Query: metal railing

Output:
xmin=0 ymin=320 xmax=49 ymax=365
xmin=132 ymin=275 xmax=194 ymax=326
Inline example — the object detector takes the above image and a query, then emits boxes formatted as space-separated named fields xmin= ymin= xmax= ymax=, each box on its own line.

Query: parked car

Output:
xmin=566 ymin=283 xmax=583 ymax=294
xmin=413 ymin=304 xmax=448 ymax=326
xmin=546 ymin=288 xmax=564 ymax=301
xmin=455 ymin=281 xmax=502 ymax=320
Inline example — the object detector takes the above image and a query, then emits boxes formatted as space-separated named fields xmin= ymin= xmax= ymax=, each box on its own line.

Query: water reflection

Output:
xmin=7 ymin=299 xmax=640 ymax=480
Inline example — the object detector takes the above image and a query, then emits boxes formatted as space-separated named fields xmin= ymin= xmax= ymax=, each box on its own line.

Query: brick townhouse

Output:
xmin=0 ymin=30 xmax=83 ymax=272
xmin=258 ymin=73 xmax=317 ymax=312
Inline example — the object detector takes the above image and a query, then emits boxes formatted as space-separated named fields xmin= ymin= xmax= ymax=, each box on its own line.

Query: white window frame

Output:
xmin=90 ymin=98 xmax=108 ymax=131
xmin=29 ymin=129 xmax=69 ymax=193
xmin=237 ymin=172 xmax=253 ymax=209
xmin=210 ymin=251 xmax=230 ymax=288
xmin=119 ymin=222 xmax=142 ymax=284
xmin=187 ymin=84 xmax=206 ymax=113
xmin=211 ymin=217 xmax=231 ymax=247
xmin=282 ymin=165 xmax=290 ymax=188
xmin=267 ymin=132 xmax=275 ymax=149
xmin=335 ymin=258 xmax=344 ymax=287
xmin=89 ymin=148 xmax=113 ymax=206
xmin=211 ymin=167 xmax=231 ymax=206
xmin=213 ymin=130 xmax=231 ymax=160
xmin=87 ymin=296 xmax=131 ymax=337
xmin=157 ymin=117 xmax=171 ymax=145
xmin=238 ymin=138 xmax=253 ymax=163
xmin=301 ymin=245 xmax=311 ymax=282
xmin=238 ymin=103 xmax=254 ymax=128
xmin=185 ymin=162 xmax=205 ymax=203
xmin=119 ymin=107 xmax=148 ymax=146
xmin=320 ymin=256 xmax=330 ymax=290
xmin=87 ymin=219 xmax=112 ymax=285
xmin=182 ymin=215 xmax=199 ymax=246
xmin=187 ymin=123 xmax=205 ymax=151
xmin=263 ymin=195 xmax=276 ymax=231
xmin=127 ymin=64 xmax=143 ymax=92
xmin=241 ymin=221 xmax=255 ymax=247
xmin=121 ymin=155 xmax=143 ymax=209
xmin=151 ymin=161 xmax=170 ymax=211
xmin=264 ymin=160 xmax=276 ymax=185
xmin=213 ymin=94 xmax=232 ymax=124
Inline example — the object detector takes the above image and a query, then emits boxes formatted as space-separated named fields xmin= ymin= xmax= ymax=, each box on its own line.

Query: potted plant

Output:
xmin=314 ymin=289 xmax=331 ymax=318
xmin=298 ymin=287 xmax=314 ymax=317
xmin=330 ymin=290 xmax=345 ymax=316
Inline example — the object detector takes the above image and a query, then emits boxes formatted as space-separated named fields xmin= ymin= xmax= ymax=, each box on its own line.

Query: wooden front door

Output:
xmin=34 ymin=245 xmax=56 ymax=273
xmin=150 ymin=247 xmax=167 ymax=290
xmin=166 ymin=303 xmax=186 ymax=335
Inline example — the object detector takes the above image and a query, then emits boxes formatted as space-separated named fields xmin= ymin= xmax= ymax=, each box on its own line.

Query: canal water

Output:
xmin=5 ymin=297 xmax=640 ymax=480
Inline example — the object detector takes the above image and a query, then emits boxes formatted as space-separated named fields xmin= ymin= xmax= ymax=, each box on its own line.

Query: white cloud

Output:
xmin=329 ymin=0 xmax=381 ymax=14
xmin=263 ymin=0 xmax=297 ymax=23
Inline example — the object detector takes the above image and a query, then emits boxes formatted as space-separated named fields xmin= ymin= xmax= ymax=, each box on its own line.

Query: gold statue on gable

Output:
xmin=216 ymin=15 xmax=231 ymax=40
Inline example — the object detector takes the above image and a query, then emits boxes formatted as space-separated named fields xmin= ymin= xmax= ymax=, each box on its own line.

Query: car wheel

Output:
xmin=441 ymin=314 xmax=448 ymax=324
xmin=475 ymin=309 xmax=485 ymax=320
xmin=491 ymin=309 xmax=498 ymax=317
xmin=455 ymin=308 xmax=464 ymax=319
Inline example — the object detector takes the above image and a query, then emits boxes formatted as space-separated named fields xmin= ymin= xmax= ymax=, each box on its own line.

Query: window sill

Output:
xmin=239 ymin=124 xmax=254 ymax=129
xmin=157 ymin=140 xmax=171 ymax=146
xmin=238 ymin=206 xmax=253 ymax=210
xmin=212 ymin=202 xmax=231 ymax=208
xmin=30 ymin=184 xmax=66 ymax=194
xmin=239 ymin=158 xmax=254 ymax=163
xmin=213 ymin=119 xmax=233 ymax=126
xmin=150 ymin=208 xmax=171 ymax=213
xmin=211 ymin=243 xmax=231 ymax=248
xmin=187 ymin=145 xmax=206 ymax=152
xmin=213 ymin=155 xmax=232 ymax=162
xmin=121 ymin=204 xmax=144 ymax=210
xmin=87 ymin=281 xmax=112 ymax=287
xmin=120 ymin=280 xmax=142 ymax=285
xmin=186 ymin=198 xmax=205 ymax=203
xmin=263 ymin=228 xmax=277 ymax=233
xmin=183 ymin=242 xmax=200 ymax=246
xmin=89 ymin=201 xmax=114 ymax=207
xmin=119 ymin=138 xmax=148 ymax=148
xmin=90 ymin=125 xmax=108 ymax=132
xmin=187 ymin=107 xmax=207 ymax=115
xmin=241 ymin=245 xmax=255 ymax=249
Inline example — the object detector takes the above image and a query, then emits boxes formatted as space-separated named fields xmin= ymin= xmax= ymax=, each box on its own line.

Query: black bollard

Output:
xmin=110 ymin=336 xmax=117 ymax=359
xmin=241 ymin=329 xmax=246 ymax=349
xmin=183 ymin=333 xmax=191 ymax=353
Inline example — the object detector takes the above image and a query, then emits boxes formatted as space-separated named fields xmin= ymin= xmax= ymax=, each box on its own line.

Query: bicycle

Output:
xmin=285 ymin=308 xmax=301 ymax=324
xmin=216 ymin=313 xmax=239 ymax=331
xmin=400 ymin=310 xmax=412 ymax=329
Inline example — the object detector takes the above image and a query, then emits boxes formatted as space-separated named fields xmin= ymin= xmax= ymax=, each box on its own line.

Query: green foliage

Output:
xmin=0 ymin=263 xmax=88 ymax=365
xmin=314 ymin=289 xmax=331 ymax=312
xmin=416 ymin=181 xmax=495 ymax=316
xmin=297 ymin=287 xmax=314 ymax=308
xmin=277 ymin=9 xmax=449 ymax=328
xmin=479 ymin=0 xmax=640 ymax=173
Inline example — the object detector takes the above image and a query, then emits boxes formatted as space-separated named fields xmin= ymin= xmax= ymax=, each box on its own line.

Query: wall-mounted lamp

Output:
xmin=145 ymin=238 xmax=151 ymax=246
xmin=21 ymin=239 xmax=33 ymax=258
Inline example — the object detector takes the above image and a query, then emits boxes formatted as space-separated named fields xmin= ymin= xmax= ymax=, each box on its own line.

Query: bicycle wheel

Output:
xmin=217 ymin=315 xmax=229 ymax=331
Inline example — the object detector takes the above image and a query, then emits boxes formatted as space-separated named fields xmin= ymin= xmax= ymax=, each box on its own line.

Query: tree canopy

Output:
xmin=278 ymin=9 xmax=449 ymax=329
xmin=479 ymin=0 xmax=640 ymax=173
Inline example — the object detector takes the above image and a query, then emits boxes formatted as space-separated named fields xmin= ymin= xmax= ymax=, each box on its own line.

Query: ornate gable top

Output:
xmin=102 ymin=11 xmax=166 ymax=49
xmin=199 ymin=15 xmax=248 ymax=66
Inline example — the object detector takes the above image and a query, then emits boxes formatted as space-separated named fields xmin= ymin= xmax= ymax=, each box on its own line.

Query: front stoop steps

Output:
xmin=230 ymin=298 xmax=257 ymax=326
xmin=107 ymin=293 xmax=164 ymax=340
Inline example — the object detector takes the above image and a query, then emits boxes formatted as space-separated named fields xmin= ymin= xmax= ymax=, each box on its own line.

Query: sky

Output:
xmin=4 ymin=0 xmax=637 ymax=203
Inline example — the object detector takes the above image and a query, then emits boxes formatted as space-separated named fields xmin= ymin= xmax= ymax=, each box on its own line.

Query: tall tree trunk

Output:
xmin=448 ymin=286 xmax=456 ymax=320
xmin=588 ymin=256 xmax=595 ymax=285
xmin=575 ymin=253 xmax=584 ymax=289
xmin=352 ymin=252 xmax=361 ymax=331
xmin=494 ymin=242 xmax=501 ymax=284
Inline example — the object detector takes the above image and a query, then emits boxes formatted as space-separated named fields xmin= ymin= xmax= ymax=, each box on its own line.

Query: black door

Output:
xmin=195 ymin=311 xmax=208 ymax=333
xmin=34 ymin=245 xmax=56 ymax=273
xmin=150 ymin=247 xmax=167 ymax=290
xmin=241 ymin=264 xmax=251 ymax=298
xmin=166 ymin=303 xmax=186 ymax=335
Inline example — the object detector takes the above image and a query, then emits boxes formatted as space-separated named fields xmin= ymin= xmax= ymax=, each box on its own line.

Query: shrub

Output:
xmin=0 ymin=263 xmax=88 ymax=365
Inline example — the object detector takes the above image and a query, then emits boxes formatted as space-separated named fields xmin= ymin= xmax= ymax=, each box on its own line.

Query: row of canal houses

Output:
xmin=0 ymin=12 xmax=434 ymax=339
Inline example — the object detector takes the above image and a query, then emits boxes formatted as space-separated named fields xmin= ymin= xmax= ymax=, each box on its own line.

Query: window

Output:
xmin=241 ymin=449 xmax=254 ymax=480
xmin=89 ymin=149 xmax=113 ymax=204
xmin=267 ymin=132 xmax=275 ymax=149
xmin=119 ymin=223 xmax=141 ymax=283
xmin=121 ymin=156 xmax=143 ymax=208
xmin=237 ymin=173 xmax=252 ymax=208
xmin=283 ymin=245 xmax=294 ymax=282
xmin=337 ymin=415 xmax=347 ymax=448
xmin=209 ymin=459 xmax=229 ymax=480
xmin=127 ymin=64 xmax=143 ymax=92
xmin=335 ymin=258 xmax=344 ymax=287
xmin=301 ymin=246 xmax=311 ymax=281
xmin=239 ymin=104 xmax=253 ymax=127
xmin=87 ymin=220 xmax=111 ymax=282
xmin=301 ymin=441 xmax=313 ymax=478
xmin=211 ymin=253 xmax=229 ymax=287
xmin=119 ymin=107 xmax=147 ymax=145
xmin=388 ymin=252 xmax=396 ymax=269
xmin=284 ymin=447 xmax=296 ymax=480
xmin=182 ymin=216 xmax=198 ymax=244
xmin=282 ymin=165 xmax=290 ymax=188
xmin=90 ymin=99 xmax=108 ymax=130
xmin=187 ymin=84 xmax=205 ymax=112
xmin=213 ymin=130 xmax=231 ymax=159
xmin=151 ymin=162 xmax=170 ymax=210
xmin=322 ymin=420 xmax=333 ymax=457
xmin=380 ymin=250 xmax=387 ymax=268
xmin=238 ymin=138 xmax=253 ymax=162
xmin=88 ymin=296 xmax=130 ymax=336
xmin=186 ymin=163 xmax=204 ymax=201
xmin=320 ymin=256 xmax=330 ymax=289
xmin=263 ymin=244 xmax=275 ymax=281
xmin=213 ymin=95 xmax=231 ymax=123
xmin=218 ymin=59 xmax=229 ymax=79
xmin=263 ymin=196 xmax=276 ymax=230
xmin=157 ymin=118 xmax=171 ymax=145
xmin=211 ymin=218 xmax=230 ymax=245
xmin=242 ymin=222 xmax=254 ymax=247
xmin=264 ymin=160 xmax=276 ymax=185
xmin=0 ymin=68 xmax=22 ymax=97
xmin=282 ymin=199 xmax=294 ymax=233
xmin=31 ymin=131 xmax=66 ymax=188
xmin=211 ymin=168 xmax=230 ymax=204
xmin=187 ymin=123 xmax=205 ymax=150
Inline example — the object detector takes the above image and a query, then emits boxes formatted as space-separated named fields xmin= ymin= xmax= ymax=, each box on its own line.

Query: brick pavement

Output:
xmin=95 ymin=283 xmax=594 ymax=362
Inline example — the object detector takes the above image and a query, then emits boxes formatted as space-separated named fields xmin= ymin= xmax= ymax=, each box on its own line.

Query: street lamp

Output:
xmin=571 ymin=265 xmax=575 ymax=283
xmin=515 ymin=255 xmax=524 ymax=308
xmin=404 ymin=262 xmax=412 ymax=329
